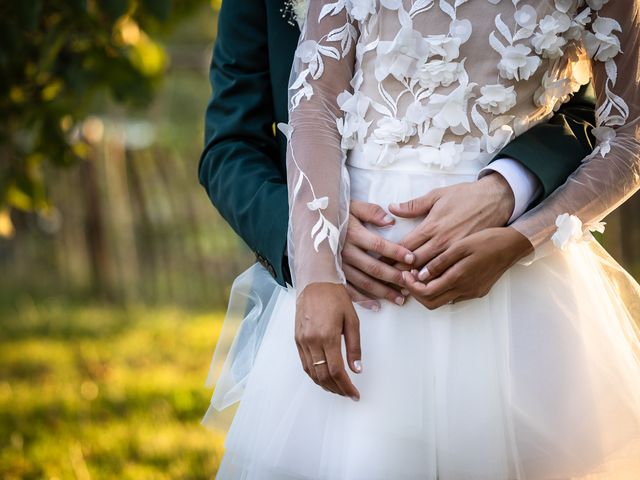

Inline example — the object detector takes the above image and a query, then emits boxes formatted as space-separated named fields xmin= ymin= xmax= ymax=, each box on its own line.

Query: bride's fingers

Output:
xmin=324 ymin=342 xmax=360 ymax=401
xmin=309 ymin=345 xmax=342 ymax=395
xmin=345 ymin=284 xmax=381 ymax=311
xmin=343 ymin=244 xmax=405 ymax=286
xmin=343 ymin=264 xmax=406 ymax=306
xmin=343 ymin=311 xmax=362 ymax=374
xmin=350 ymin=226 xmax=415 ymax=265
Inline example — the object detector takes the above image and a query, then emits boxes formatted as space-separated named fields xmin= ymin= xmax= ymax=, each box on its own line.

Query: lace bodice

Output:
xmin=282 ymin=0 xmax=640 ymax=294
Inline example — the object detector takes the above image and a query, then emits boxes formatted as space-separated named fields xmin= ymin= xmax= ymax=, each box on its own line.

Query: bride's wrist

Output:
xmin=504 ymin=226 xmax=534 ymax=262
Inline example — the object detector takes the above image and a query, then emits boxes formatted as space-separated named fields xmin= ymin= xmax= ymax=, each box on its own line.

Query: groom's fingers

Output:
xmin=350 ymin=200 xmax=395 ymax=228
xmin=421 ymin=243 xmax=469 ymax=282
xmin=343 ymin=264 xmax=406 ymax=305
xmin=388 ymin=191 xmax=439 ymax=219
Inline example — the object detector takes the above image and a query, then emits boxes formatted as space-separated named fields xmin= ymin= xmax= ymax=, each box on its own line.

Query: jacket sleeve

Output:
xmin=198 ymin=0 xmax=290 ymax=286
xmin=493 ymin=83 xmax=596 ymax=202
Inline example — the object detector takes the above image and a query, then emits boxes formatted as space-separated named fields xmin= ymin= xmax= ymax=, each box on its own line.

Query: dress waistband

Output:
xmin=346 ymin=144 xmax=491 ymax=176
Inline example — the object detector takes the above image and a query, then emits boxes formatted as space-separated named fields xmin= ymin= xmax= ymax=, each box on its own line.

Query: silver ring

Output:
xmin=313 ymin=359 xmax=327 ymax=366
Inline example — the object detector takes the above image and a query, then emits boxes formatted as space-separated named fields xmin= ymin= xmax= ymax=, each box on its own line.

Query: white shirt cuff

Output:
xmin=479 ymin=157 xmax=543 ymax=224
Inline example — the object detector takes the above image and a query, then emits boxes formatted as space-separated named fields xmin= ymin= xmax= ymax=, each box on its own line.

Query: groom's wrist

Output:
xmin=479 ymin=158 xmax=542 ymax=224
xmin=477 ymin=171 xmax=516 ymax=227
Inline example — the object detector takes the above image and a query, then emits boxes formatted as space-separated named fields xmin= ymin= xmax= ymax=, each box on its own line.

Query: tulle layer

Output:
xmin=209 ymin=167 xmax=640 ymax=479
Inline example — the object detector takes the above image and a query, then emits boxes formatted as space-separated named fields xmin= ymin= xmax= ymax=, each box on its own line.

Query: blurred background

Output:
xmin=0 ymin=1 xmax=639 ymax=479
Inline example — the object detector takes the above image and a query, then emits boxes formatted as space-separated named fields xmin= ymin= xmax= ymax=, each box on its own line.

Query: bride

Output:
xmin=208 ymin=1 xmax=640 ymax=478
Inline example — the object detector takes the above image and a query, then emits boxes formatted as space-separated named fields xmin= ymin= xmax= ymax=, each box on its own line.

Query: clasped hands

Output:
xmin=294 ymin=173 xmax=534 ymax=401
xmin=343 ymin=172 xmax=532 ymax=310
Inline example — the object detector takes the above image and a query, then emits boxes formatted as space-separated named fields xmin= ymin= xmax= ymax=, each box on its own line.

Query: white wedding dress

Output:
xmin=205 ymin=1 xmax=640 ymax=478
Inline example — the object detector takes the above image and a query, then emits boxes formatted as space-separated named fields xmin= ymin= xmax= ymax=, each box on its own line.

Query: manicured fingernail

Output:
xmin=395 ymin=296 xmax=405 ymax=306
xmin=411 ymin=269 xmax=419 ymax=277
xmin=401 ymin=288 xmax=410 ymax=296
xmin=383 ymin=214 xmax=394 ymax=224
xmin=351 ymin=396 xmax=360 ymax=402
xmin=418 ymin=266 xmax=431 ymax=281
xmin=361 ymin=300 xmax=380 ymax=311
xmin=402 ymin=271 xmax=413 ymax=284
xmin=389 ymin=203 xmax=399 ymax=210
xmin=404 ymin=253 xmax=415 ymax=264
xmin=354 ymin=360 xmax=362 ymax=373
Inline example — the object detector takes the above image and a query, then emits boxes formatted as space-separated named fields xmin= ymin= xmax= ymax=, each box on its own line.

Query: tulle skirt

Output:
xmin=205 ymin=164 xmax=640 ymax=479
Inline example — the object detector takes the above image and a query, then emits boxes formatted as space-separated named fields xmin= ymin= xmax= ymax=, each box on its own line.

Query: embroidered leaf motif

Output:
xmin=438 ymin=0 xmax=456 ymax=20
xmin=605 ymin=59 xmax=618 ymax=86
xmin=471 ymin=104 xmax=488 ymax=135
xmin=319 ymin=0 xmax=345 ymax=22
xmin=409 ymin=0 xmax=434 ymax=17
xmin=489 ymin=31 xmax=506 ymax=54
xmin=495 ymin=14 xmax=513 ymax=44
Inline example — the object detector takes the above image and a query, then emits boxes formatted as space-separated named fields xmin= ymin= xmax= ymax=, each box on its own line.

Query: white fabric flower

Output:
xmin=449 ymin=19 xmax=473 ymax=44
xmin=586 ymin=0 xmax=609 ymax=10
xmin=477 ymin=84 xmax=517 ymax=115
xmin=592 ymin=126 xmax=616 ymax=156
xmin=435 ymin=142 xmax=466 ymax=169
xmin=566 ymin=7 xmax=592 ymax=41
xmin=483 ymin=124 xmax=514 ymax=154
xmin=363 ymin=142 xmax=400 ymax=167
xmin=380 ymin=0 xmax=403 ymax=9
xmin=532 ymin=12 xmax=571 ymax=58
xmin=337 ymin=90 xmax=371 ymax=149
xmin=515 ymin=5 xmax=537 ymax=29
xmin=348 ymin=0 xmax=376 ymax=21
xmin=583 ymin=16 xmax=622 ymax=62
xmin=372 ymin=117 xmax=417 ymax=144
xmin=497 ymin=43 xmax=541 ymax=81
xmin=375 ymin=27 xmax=429 ymax=81
xmin=415 ymin=60 xmax=463 ymax=89
xmin=552 ymin=213 xmax=584 ymax=250
xmin=424 ymin=82 xmax=476 ymax=134
xmin=424 ymin=35 xmax=462 ymax=62
xmin=534 ymin=71 xmax=581 ymax=110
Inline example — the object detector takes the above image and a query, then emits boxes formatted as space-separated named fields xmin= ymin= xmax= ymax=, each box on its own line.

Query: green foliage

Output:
xmin=0 ymin=300 xmax=227 ymax=479
xmin=0 ymin=0 xmax=208 ymax=212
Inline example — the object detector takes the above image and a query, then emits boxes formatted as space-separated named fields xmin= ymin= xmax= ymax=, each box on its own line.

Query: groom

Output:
xmin=199 ymin=0 xmax=596 ymax=308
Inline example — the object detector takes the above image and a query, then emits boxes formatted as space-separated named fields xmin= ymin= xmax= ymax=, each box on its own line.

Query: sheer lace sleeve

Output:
xmin=279 ymin=1 xmax=358 ymax=295
xmin=511 ymin=2 xmax=640 ymax=250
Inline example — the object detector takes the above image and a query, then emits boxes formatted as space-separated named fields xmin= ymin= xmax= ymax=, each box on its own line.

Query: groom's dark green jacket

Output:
xmin=198 ymin=0 xmax=597 ymax=287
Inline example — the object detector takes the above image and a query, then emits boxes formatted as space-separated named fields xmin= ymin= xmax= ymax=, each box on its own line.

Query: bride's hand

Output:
xmin=295 ymin=283 xmax=362 ymax=401
xmin=401 ymin=227 xmax=533 ymax=309
xmin=343 ymin=200 xmax=415 ymax=309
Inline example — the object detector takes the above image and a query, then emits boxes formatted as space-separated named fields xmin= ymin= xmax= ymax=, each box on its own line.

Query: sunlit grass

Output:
xmin=0 ymin=300 xmax=226 ymax=479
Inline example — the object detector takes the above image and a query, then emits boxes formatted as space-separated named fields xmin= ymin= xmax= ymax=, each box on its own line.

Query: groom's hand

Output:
xmin=389 ymin=173 xmax=515 ymax=281
xmin=401 ymin=228 xmax=533 ymax=309
xmin=342 ymin=200 xmax=415 ymax=309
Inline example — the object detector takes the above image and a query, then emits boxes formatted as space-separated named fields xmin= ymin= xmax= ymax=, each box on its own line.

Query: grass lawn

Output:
xmin=0 ymin=299 xmax=227 ymax=479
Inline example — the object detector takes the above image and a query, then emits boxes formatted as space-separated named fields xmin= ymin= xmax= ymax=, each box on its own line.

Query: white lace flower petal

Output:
xmin=307 ymin=197 xmax=329 ymax=211
xmin=552 ymin=213 xmax=584 ymax=250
